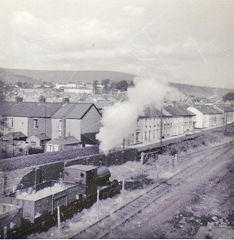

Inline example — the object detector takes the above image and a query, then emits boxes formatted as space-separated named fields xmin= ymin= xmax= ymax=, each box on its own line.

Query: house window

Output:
xmin=9 ymin=118 xmax=14 ymax=128
xmin=136 ymin=132 xmax=140 ymax=142
xmin=145 ymin=131 xmax=147 ymax=141
xmin=54 ymin=144 xmax=59 ymax=152
xmin=47 ymin=144 xmax=53 ymax=152
xmin=59 ymin=119 xmax=62 ymax=137
xmin=137 ymin=120 xmax=140 ymax=127
xmin=33 ymin=119 xmax=38 ymax=129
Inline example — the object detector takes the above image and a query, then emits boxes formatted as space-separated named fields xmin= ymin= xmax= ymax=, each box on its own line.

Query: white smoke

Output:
xmin=97 ymin=76 xmax=171 ymax=154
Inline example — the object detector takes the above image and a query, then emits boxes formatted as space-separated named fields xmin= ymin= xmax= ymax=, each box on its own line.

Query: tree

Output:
xmin=17 ymin=81 xmax=23 ymax=88
xmin=102 ymin=79 xmax=111 ymax=92
xmin=0 ymin=80 xmax=10 ymax=136
xmin=115 ymin=80 xmax=128 ymax=91
xmin=128 ymin=80 xmax=135 ymax=87
xmin=223 ymin=92 xmax=234 ymax=102
xmin=92 ymin=80 xmax=99 ymax=95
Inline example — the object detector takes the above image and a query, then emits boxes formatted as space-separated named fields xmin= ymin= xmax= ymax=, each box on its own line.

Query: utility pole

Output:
xmin=12 ymin=132 xmax=14 ymax=157
xmin=160 ymin=107 xmax=163 ymax=147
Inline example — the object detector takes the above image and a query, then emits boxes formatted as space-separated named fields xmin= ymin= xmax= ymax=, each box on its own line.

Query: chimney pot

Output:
xmin=15 ymin=97 xmax=23 ymax=102
xmin=63 ymin=98 xmax=70 ymax=103
xmin=39 ymin=96 xmax=46 ymax=103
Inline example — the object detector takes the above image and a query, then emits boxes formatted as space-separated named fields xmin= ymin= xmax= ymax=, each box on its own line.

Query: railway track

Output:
xmin=71 ymin=142 xmax=233 ymax=239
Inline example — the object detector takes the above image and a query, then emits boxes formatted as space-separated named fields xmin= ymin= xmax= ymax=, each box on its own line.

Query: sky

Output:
xmin=0 ymin=0 xmax=233 ymax=88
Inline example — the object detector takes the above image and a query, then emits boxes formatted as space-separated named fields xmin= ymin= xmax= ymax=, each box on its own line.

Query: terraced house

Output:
xmin=163 ymin=105 xmax=195 ymax=136
xmin=0 ymin=101 xmax=63 ymax=137
xmin=187 ymin=105 xmax=224 ymax=129
xmin=123 ymin=105 xmax=196 ymax=147
xmin=123 ymin=107 xmax=172 ymax=147
xmin=46 ymin=102 xmax=102 ymax=151
xmin=0 ymin=99 xmax=102 ymax=154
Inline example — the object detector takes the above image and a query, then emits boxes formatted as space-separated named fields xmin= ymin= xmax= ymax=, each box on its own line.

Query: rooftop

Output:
xmin=29 ymin=133 xmax=50 ymax=140
xmin=0 ymin=101 xmax=63 ymax=118
xmin=52 ymin=103 xmax=100 ymax=119
xmin=190 ymin=105 xmax=223 ymax=114
xmin=47 ymin=136 xmax=81 ymax=145
xmin=65 ymin=165 xmax=97 ymax=171
xmin=2 ymin=131 xmax=26 ymax=140
xmin=141 ymin=107 xmax=169 ymax=118
xmin=164 ymin=105 xmax=195 ymax=116
xmin=215 ymin=104 xmax=234 ymax=112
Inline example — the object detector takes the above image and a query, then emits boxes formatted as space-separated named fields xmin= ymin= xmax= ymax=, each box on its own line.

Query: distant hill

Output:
xmin=0 ymin=67 xmax=135 ymax=84
xmin=169 ymin=82 xmax=234 ymax=99
xmin=1 ymin=67 xmax=233 ymax=99
xmin=0 ymin=68 xmax=37 ymax=83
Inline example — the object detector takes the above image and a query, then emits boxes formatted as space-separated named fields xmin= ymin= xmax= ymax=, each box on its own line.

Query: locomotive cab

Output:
xmin=64 ymin=165 xmax=97 ymax=195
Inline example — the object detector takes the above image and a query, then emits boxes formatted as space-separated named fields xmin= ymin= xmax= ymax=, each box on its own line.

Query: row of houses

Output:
xmin=0 ymin=98 xmax=102 ymax=156
xmin=124 ymin=104 xmax=234 ymax=147
xmin=0 ymin=98 xmax=233 ymax=156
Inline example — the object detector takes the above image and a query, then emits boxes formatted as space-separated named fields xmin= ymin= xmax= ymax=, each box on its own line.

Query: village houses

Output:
xmin=46 ymin=102 xmax=102 ymax=152
xmin=123 ymin=105 xmax=195 ymax=147
xmin=0 ymin=98 xmax=102 ymax=154
xmin=187 ymin=105 xmax=224 ymax=129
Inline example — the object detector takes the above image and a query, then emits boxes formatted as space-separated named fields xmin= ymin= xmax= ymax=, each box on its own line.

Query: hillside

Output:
xmin=0 ymin=68 xmax=135 ymax=84
xmin=169 ymin=82 xmax=234 ymax=99
xmin=1 ymin=67 xmax=233 ymax=99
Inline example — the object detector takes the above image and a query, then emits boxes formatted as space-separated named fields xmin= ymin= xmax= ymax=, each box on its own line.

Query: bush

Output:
xmin=28 ymin=148 xmax=44 ymax=155
xmin=180 ymin=146 xmax=187 ymax=152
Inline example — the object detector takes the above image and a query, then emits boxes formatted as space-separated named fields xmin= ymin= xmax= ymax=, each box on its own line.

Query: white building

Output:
xmin=187 ymin=105 xmax=224 ymax=129
xmin=55 ymin=83 xmax=77 ymax=89
xmin=64 ymin=88 xmax=93 ymax=94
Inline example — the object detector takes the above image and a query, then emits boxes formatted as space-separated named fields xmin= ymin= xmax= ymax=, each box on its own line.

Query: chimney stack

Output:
xmin=63 ymin=97 xmax=70 ymax=104
xmin=39 ymin=96 xmax=46 ymax=103
xmin=15 ymin=97 xmax=23 ymax=102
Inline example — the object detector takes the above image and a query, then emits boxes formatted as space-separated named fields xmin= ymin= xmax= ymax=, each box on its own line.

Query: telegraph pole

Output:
xmin=160 ymin=107 xmax=163 ymax=147
xmin=12 ymin=132 xmax=14 ymax=157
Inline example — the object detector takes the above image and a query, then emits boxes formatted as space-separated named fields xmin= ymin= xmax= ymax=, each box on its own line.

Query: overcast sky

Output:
xmin=0 ymin=0 xmax=233 ymax=88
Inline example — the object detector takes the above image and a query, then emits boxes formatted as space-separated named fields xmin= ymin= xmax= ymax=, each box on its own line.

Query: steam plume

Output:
xmin=97 ymin=76 xmax=170 ymax=154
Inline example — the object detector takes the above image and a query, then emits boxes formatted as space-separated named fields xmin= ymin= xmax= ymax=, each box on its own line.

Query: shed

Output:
xmin=46 ymin=136 xmax=81 ymax=152
xmin=26 ymin=133 xmax=51 ymax=149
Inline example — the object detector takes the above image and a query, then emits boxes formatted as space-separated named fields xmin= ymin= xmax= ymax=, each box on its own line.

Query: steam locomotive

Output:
xmin=0 ymin=164 xmax=121 ymax=238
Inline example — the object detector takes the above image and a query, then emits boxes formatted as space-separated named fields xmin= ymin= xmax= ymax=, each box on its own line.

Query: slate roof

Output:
xmin=0 ymin=102 xmax=63 ymax=118
xmin=47 ymin=136 xmax=81 ymax=145
xmin=215 ymin=105 xmax=234 ymax=112
xmin=28 ymin=133 xmax=50 ymax=141
xmin=52 ymin=103 xmax=100 ymax=119
xmin=141 ymin=107 xmax=168 ymax=118
xmin=192 ymin=105 xmax=223 ymax=114
xmin=164 ymin=105 xmax=195 ymax=116
xmin=2 ymin=131 xmax=26 ymax=140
